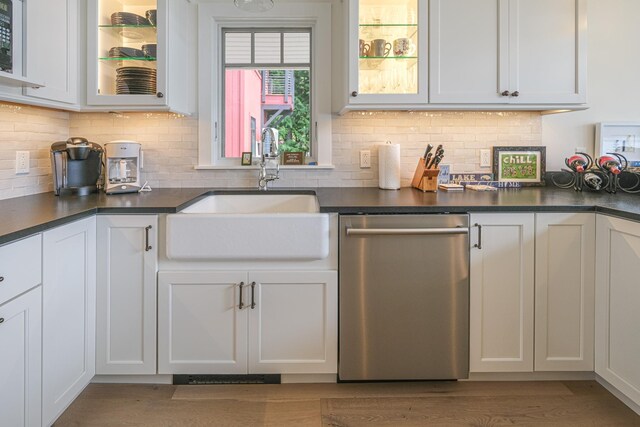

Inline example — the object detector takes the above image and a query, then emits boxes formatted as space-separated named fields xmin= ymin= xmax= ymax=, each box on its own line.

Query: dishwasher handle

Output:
xmin=346 ymin=227 xmax=469 ymax=236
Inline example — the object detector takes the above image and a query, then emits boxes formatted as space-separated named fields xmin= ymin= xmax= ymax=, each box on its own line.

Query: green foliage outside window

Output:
xmin=275 ymin=70 xmax=310 ymax=154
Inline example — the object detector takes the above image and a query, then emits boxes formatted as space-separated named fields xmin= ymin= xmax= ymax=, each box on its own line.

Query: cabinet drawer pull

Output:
xmin=0 ymin=276 xmax=4 ymax=283
xmin=473 ymin=223 xmax=482 ymax=249
xmin=238 ymin=282 xmax=245 ymax=309
xmin=0 ymin=318 xmax=4 ymax=324
xmin=250 ymin=282 xmax=256 ymax=309
xmin=145 ymin=225 xmax=152 ymax=251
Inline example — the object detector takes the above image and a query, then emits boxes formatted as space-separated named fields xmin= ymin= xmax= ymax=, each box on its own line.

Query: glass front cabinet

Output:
xmin=347 ymin=0 xmax=428 ymax=105
xmin=87 ymin=0 xmax=192 ymax=114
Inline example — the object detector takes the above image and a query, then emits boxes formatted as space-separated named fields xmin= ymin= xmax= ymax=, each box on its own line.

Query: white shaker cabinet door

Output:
xmin=0 ymin=287 xmax=42 ymax=427
xmin=509 ymin=0 xmax=586 ymax=104
xmin=158 ymin=271 xmax=248 ymax=374
xmin=429 ymin=0 xmax=508 ymax=104
xmin=535 ymin=213 xmax=595 ymax=371
xmin=595 ymin=215 xmax=640 ymax=408
xmin=469 ymin=213 xmax=535 ymax=372
xmin=25 ymin=0 xmax=78 ymax=104
xmin=96 ymin=215 xmax=158 ymax=375
xmin=42 ymin=217 xmax=96 ymax=427
xmin=247 ymin=271 xmax=338 ymax=374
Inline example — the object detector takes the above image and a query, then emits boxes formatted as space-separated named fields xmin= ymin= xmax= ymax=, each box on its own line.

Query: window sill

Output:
xmin=194 ymin=164 xmax=335 ymax=171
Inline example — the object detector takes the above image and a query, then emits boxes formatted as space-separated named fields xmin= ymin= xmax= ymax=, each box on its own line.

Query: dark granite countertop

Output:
xmin=1 ymin=187 xmax=639 ymax=245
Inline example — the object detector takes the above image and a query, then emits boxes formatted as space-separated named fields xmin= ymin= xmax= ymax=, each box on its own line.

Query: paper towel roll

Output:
xmin=378 ymin=143 xmax=401 ymax=190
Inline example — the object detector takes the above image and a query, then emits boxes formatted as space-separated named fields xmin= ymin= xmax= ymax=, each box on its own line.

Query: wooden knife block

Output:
xmin=411 ymin=158 xmax=440 ymax=192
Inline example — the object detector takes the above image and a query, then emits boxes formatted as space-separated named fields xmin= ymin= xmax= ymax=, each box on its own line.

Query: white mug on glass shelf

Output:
xmin=393 ymin=38 xmax=415 ymax=57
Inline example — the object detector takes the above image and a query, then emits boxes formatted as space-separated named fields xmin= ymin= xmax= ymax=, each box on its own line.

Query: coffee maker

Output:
xmin=104 ymin=141 xmax=142 ymax=194
xmin=51 ymin=137 xmax=103 ymax=196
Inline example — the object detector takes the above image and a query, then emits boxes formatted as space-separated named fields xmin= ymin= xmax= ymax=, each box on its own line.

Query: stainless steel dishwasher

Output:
xmin=339 ymin=214 xmax=469 ymax=381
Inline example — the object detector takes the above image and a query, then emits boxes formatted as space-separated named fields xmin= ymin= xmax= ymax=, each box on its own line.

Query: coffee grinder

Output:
xmin=104 ymin=141 xmax=142 ymax=194
xmin=51 ymin=137 xmax=103 ymax=196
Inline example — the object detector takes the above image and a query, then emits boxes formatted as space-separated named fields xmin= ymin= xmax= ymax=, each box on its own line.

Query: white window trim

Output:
xmin=197 ymin=2 xmax=332 ymax=168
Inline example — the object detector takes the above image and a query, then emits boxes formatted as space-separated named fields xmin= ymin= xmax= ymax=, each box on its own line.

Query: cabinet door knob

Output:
xmin=511 ymin=91 xmax=520 ymax=97
xmin=157 ymin=92 xmax=164 ymax=98
xmin=0 ymin=276 xmax=4 ymax=282
xmin=501 ymin=90 xmax=510 ymax=97
xmin=351 ymin=91 xmax=358 ymax=97
xmin=0 ymin=318 xmax=4 ymax=324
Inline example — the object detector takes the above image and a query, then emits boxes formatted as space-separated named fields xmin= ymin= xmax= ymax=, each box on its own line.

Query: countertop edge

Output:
xmin=1 ymin=188 xmax=640 ymax=246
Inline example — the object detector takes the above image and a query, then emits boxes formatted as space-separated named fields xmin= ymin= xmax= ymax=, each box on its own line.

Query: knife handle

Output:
xmin=424 ymin=153 xmax=433 ymax=168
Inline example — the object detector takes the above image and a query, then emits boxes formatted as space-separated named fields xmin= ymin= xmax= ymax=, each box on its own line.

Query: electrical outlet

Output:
xmin=360 ymin=150 xmax=371 ymax=168
xmin=480 ymin=149 xmax=491 ymax=168
xmin=15 ymin=151 xmax=29 ymax=174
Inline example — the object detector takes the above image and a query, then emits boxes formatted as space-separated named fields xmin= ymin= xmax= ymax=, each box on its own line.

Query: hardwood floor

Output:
xmin=54 ymin=381 xmax=640 ymax=426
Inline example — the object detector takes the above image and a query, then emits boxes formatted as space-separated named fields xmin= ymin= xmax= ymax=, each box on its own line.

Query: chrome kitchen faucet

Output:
xmin=258 ymin=127 xmax=280 ymax=190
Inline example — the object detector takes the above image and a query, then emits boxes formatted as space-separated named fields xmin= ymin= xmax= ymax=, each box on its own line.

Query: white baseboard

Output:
xmin=91 ymin=375 xmax=174 ymax=384
xmin=281 ymin=373 xmax=337 ymax=383
xmin=596 ymin=374 xmax=640 ymax=416
xmin=465 ymin=371 xmax=596 ymax=381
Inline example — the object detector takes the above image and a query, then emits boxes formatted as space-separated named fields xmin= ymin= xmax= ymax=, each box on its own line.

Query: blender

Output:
xmin=104 ymin=141 xmax=142 ymax=194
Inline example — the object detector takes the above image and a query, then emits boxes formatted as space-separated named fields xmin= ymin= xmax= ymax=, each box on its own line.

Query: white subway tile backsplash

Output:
xmin=0 ymin=103 xmax=542 ymax=199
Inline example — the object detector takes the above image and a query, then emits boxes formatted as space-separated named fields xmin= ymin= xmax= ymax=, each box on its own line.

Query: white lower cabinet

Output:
xmin=469 ymin=213 xmax=535 ymax=372
xmin=470 ymin=212 xmax=595 ymax=374
xmin=535 ymin=213 xmax=595 ymax=371
xmin=42 ymin=217 xmax=96 ymax=426
xmin=248 ymin=271 xmax=338 ymax=374
xmin=158 ymin=270 xmax=337 ymax=375
xmin=0 ymin=287 xmax=42 ymax=427
xmin=595 ymin=215 xmax=640 ymax=407
xmin=96 ymin=215 xmax=158 ymax=375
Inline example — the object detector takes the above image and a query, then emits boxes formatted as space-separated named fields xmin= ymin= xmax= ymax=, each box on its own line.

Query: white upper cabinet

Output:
xmin=509 ymin=0 xmax=586 ymax=104
xmin=429 ymin=0 xmax=586 ymax=105
xmin=86 ymin=0 xmax=194 ymax=114
xmin=25 ymin=0 xmax=78 ymax=104
xmin=429 ymin=0 xmax=506 ymax=104
xmin=345 ymin=0 xmax=428 ymax=106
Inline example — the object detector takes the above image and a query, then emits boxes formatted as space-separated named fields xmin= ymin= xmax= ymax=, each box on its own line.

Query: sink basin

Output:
xmin=180 ymin=193 xmax=320 ymax=214
xmin=166 ymin=193 xmax=330 ymax=261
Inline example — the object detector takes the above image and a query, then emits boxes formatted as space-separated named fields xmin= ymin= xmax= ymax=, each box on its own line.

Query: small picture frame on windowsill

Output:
xmin=492 ymin=146 xmax=546 ymax=186
xmin=241 ymin=152 xmax=252 ymax=166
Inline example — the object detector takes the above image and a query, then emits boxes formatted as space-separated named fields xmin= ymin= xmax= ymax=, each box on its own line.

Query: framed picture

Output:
xmin=492 ymin=146 xmax=546 ymax=186
xmin=241 ymin=152 xmax=252 ymax=166
xmin=282 ymin=152 xmax=305 ymax=165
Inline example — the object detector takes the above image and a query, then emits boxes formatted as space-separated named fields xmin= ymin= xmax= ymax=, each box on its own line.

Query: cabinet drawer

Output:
xmin=0 ymin=235 xmax=42 ymax=305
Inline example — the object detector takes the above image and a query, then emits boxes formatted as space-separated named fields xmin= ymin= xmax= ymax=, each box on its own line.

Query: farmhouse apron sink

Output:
xmin=166 ymin=193 xmax=330 ymax=260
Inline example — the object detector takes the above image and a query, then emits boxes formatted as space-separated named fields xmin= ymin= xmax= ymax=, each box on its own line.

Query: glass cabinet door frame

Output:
xmin=87 ymin=0 xmax=167 ymax=107
xmin=347 ymin=0 xmax=428 ymax=105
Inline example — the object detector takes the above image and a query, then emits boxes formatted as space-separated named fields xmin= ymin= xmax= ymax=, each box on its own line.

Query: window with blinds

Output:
xmin=222 ymin=29 xmax=312 ymax=160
